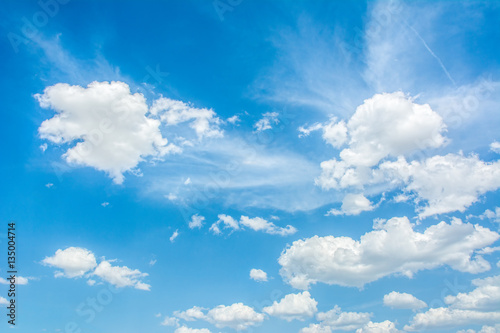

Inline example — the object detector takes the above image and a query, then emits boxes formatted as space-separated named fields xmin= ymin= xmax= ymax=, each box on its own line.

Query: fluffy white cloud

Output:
xmin=42 ymin=247 xmax=149 ymax=290
xmin=445 ymin=275 xmax=500 ymax=311
xmin=175 ymin=327 xmax=211 ymax=333
xmin=36 ymin=81 xmax=179 ymax=184
xmin=383 ymin=291 xmax=427 ymax=310
xmin=263 ymin=291 xmax=317 ymax=321
xmin=299 ymin=118 xmax=347 ymax=148
xmin=0 ymin=276 xmax=31 ymax=285
xmin=174 ymin=306 xmax=207 ymax=321
xmin=356 ymin=321 xmax=401 ymax=333
xmin=490 ymin=141 xmax=500 ymax=154
xmin=301 ymin=306 xmax=371 ymax=332
xmin=93 ymin=260 xmax=150 ymax=290
xmin=326 ymin=193 xmax=375 ymax=216
xmin=249 ymin=269 xmax=268 ymax=282
xmin=189 ymin=214 xmax=205 ymax=229
xmin=207 ymin=303 xmax=265 ymax=330
xmin=161 ymin=316 xmax=180 ymax=327
xmin=480 ymin=207 xmax=500 ymax=224
xmin=254 ymin=112 xmax=279 ymax=132
xmin=210 ymin=215 xmax=296 ymax=236
xmin=42 ymin=247 xmax=97 ymax=278
xmin=150 ymin=97 xmax=223 ymax=139
xmin=279 ymin=217 xmax=499 ymax=289
xmin=380 ymin=154 xmax=500 ymax=218
xmin=405 ymin=308 xmax=500 ymax=331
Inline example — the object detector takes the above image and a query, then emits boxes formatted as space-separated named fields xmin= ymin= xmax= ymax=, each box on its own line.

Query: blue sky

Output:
xmin=1 ymin=0 xmax=500 ymax=332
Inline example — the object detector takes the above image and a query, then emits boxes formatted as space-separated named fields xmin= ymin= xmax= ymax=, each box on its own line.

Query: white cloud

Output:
xmin=42 ymin=247 xmax=97 ymax=278
xmin=299 ymin=119 xmax=347 ymax=148
xmin=40 ymin=143 xmax=48 ymax=152
xmin=380 ymin=154 xmax=500 ymax=218
xmin=383 ymin=291 xmax=427 ymax=310
xmin=279 ymin=217 xmax=499 ymax=289
xmin=93 ymin=260 xmax=150 ymax=290
xmin=250 ymin=269 xmax=268 ymax=282
xmin=227 ymin=115 xmax=240 ymax=124
xmin=206 ymin=303 xmax=265 ymax=330
xmin=0 ymin=297 xmax=8 ymax=307
xmin=263 ymin=291 xmax=317 ymax=321
xmin=341 ymin=92 xmax=446 ymax=167
xmin=175 ymin=327 xmax=211 ymax=333
xmin=150 ymin=97 xmax=223 ymax=139
xmin=405 ymin=308 xmax=500 ymax=331
xmin=189 ymin=214 xmax=205 ymax=229
xmin=326 ymin=193 xmax=375 ymax=216
xmin=45 ymin=183 xmax=54 ymax=188
xmin=86 ymin=279 xmax=96 ymax=286
xmin=356 ymin=321 xmax=402 ymax=333
xmin=36 ymin=81 xmax=179 ymax=184
xmin=444 ymin=275 xmax=500 ymax=311
xmin=101 ymin=202 xmax=109 ymax=207
xmin=301 ymin=306 xmax=371 ymax=332
xmin=491 ymin=141 xmax=500 ymax=154
xmin=480 ymin=207 xmax=500 ymax=224
xmin=174 ymin=306 xmax=207 ymax=322
xmin=170 ymin=230 xmax=179 ymax=243
xmin=210 ymin=215 xmax=296 ymax=236
xmin=0 ymin=276 xmax=31 ymax=285
xmin=254 ymin=112 xmax=279 ymax=132
xmin=161 ymin=316 xmax=180 ymax=327
xmin=240 ymin=216 xmax=297 ymax=236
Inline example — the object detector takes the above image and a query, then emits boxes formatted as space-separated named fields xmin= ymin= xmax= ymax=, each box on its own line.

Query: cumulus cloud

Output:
xmin=189 ymin=214 xmax=205 ymax=229
xmin=444 ymin=275 xmax=500 ymax=311
xmin=383 ymin=291 xmax=427 ymax=310
xmin=405 ymin=275 xmax=500 ymax=331
xmin=279 ymin=217 xmax=499 ymax=289
xmin=380 ymin=154 xmax=500 ymax=218
xmin=491 ymin=141 xmax=500 ymax=154
xmin=479 ymin=207 xmax=500 ymax=224
xmin=263 ymin=291 xmax=317 ymax=321
xmin=161 ymin=316 xmax=180 ymax=327
xmin=93 ymin=260 xmax=150 ymax=290
xmin=0 ymin=297 xmax=9 ymax=306
xmin=356 ymin=321 xmax=402 ymax=333
xmin=42 ymin=247 xmax=97 ymax=278
xmin=150 ymin=97 xmax=223 ymax=139
xmin=36 ymin=81 xmax=179 ymax=184
xmin=326 ymin=193 xmax=375 ymax=216
xmin=170 ymin=230 xmax=179 ymax=243
xmin=254 ymin=112 xmax=279 ymax=132
xmin=210 ymin=215 xmax=296 ymax=236
xmin=299 ymin=118 xmax=347 ymax=148
xmin=42 ymin=247 xmax=149 ymax=290
xmin=249 ymin=269 xmax=268 ymax=282
xmin=301 ymin=306 xmax=371 ymax=332
xmin=175 ymin=327 xmax=211 ymax=333
xmin=206 ymin=303 xmax=265 ymax=330
xmin=174 ymin=303 xmax=264 ymax=330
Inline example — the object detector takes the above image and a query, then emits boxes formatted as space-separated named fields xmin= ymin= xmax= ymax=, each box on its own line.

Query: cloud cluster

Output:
xmin=279 ymin=217 xmax=499 ymax=289
xmin=173 ymin=303 xmax=264 ymax=330
xmin=309 ymin=92 xmax=500 ymax=218
xmin=254 ymin=112 xmax=279 ymax=132
xmin=210 ymin=214 xmax=297 ymax=236
xmin=300 ymin=305 xmax=372 ymax=332
xmin=42 ymin=247 xmax=149 ymax=290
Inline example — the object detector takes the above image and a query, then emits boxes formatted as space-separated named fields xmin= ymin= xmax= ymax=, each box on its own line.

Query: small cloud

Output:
xmin=326 ymin=194 xmax=376 ymax=216
xmin=86 ymin=279 xmax=96 ymax=286
xmin=45 ymin=183 xmax=54 ymax=188
xmin=227 ymin=115 xmax=240 ymax=124
xmin=184 ymin=177 xmax=192 ymax=185
xmin=40 ymin=143 xmax=48 ymax=152
xmin=491 ymin=141 xmax=500 ymax=154
xmin=101 ymin=202 xmax=110 ymax=207
xmin=170 ymin=230 xmax=179 ymax=243
xmin=155 ymin=313 xmax=162 ymax=318
xmin=254 ymin=112 xmax=279 ymax=132
xmin=149 ymin=259 xmax=157 ymax=266
xmin=189 ymin=214 xmax=205 ymax=229
xmin=250 ymin=269 xmax=268 ymax=282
